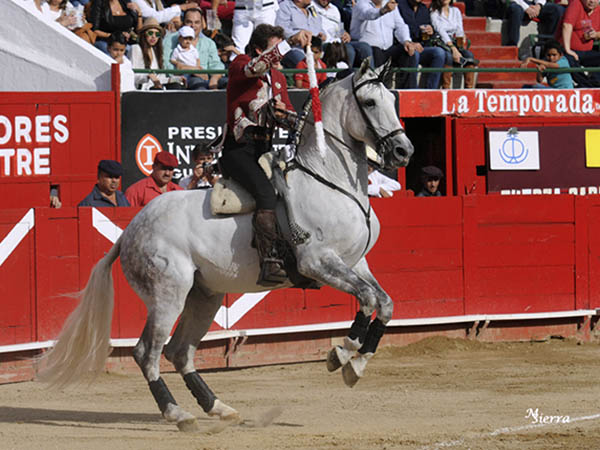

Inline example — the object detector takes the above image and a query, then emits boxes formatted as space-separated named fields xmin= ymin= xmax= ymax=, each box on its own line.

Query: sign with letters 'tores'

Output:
xmin=0 ymin=114 xmax=69 ymax=177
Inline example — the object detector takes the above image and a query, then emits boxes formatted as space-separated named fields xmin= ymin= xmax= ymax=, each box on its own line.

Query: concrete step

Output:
xmin=478 ymin=80 xmax=537 ymax=89
xmin=470 ymin=45 xmax=518 ymax=60
xmin=468 ymin=30 xmax=502 ymax=46
xmin=477 ymin=70 xmax=537 ymax=82
xmin=463 ymin=17 xmax=487 ymax=32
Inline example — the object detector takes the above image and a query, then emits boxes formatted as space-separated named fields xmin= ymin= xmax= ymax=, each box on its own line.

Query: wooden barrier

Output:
xmin=0 ymin=195 xmax=598 ymax=382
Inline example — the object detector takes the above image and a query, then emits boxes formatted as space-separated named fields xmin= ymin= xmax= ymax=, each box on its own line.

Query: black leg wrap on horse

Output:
xmin=149 ymin=377 xmax=177 ymax=413
xmin=358 ymin=318 xmax=386 ymax=354
xmin=183 ymin=371 xmax=217 ymax=413
xmin=348 ymin=311 xmax=370 ymax=344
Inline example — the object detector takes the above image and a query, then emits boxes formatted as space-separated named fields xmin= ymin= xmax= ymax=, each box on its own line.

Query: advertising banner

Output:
xmin=121 ymin=90 xmax=311 ymax=189
xmin=397 ymin=89 xmax=600 ymax=118
xmin=486 ymin=126 xmax=600 ymax=194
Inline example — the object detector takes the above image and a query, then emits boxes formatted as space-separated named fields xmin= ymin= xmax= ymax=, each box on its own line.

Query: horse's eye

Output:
xmin=363 ymin=99 xmax=376 ymax=108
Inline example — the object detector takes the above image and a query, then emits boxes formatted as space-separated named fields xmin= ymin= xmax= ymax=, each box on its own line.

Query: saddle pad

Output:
xmin=210 ymin=152 xmax=276 ymax=216
xmin=210 ymin=178 xmax=256 ymax=215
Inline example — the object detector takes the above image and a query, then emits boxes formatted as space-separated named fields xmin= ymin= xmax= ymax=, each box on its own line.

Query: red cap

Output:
xmin=154 ymin=152 xmax=179 ymax=168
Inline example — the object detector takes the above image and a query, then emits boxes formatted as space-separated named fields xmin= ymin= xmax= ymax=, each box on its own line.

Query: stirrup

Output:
xmin=257 ymin=258 xmax=288 ymax=286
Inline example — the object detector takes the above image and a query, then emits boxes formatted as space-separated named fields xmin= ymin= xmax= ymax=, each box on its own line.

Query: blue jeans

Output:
xmin=187 ymin=76 xmax=210 ymax=90
xmin=415 ymin=46 xmax=446 ymax=89
xmin=345 ymin=41 xmax=373 ymax=68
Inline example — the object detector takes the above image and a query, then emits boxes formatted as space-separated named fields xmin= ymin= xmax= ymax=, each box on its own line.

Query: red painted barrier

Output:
xmin=1 ymin=194 xmax=598 ymax=352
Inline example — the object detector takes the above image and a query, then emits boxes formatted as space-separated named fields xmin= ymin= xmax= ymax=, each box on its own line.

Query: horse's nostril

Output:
xmin=394 ymin=147 xmax=407 ymax=158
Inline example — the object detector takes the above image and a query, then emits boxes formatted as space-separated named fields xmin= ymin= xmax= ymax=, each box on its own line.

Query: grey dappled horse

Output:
xmin=37 ymin=60 xmax=414 ymax=431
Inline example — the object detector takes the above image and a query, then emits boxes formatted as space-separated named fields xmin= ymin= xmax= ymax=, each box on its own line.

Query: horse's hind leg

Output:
xmin=164 ymin=284 xmax=240 ymax=422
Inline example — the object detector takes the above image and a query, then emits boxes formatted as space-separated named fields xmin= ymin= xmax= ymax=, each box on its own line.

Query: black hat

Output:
xmin=421 ymin=165 xmax=444 ymax=179
xmin=98 ymin=160 xmax=123 ymax=177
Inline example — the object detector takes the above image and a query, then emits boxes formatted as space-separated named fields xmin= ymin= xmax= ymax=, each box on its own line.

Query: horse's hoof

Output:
xmin=177 ymin=417 xmax=200 ymax=432
xmin=327 ymin=345 xmax=355 ymax=372
xmin=342 ymin=352 xmax=373 ymax=388
xmin=342 ymin=360 xmax=361 ymax=388
xmin=326 ymin=347 xmax=343 ymax=372
xmin=208 ymin=399 xmax=242 ymax=423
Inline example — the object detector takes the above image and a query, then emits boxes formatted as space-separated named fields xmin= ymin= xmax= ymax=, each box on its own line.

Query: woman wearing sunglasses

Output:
xmin=131 ymin=18 xmax=179 ymax=89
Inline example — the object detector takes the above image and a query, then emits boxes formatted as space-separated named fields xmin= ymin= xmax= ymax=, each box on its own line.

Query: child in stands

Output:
xmin=322 ymin=42 xmax=349 ymax=79
xmin=108 ymin=32 xmax=136 ymax=92
xmin=170 ymin=25 xmax=209 ymax=90
xmin=294 ymin=36 xmax=328 ymax=89
xmin=520 ymin=39 xmax=574 ymax=89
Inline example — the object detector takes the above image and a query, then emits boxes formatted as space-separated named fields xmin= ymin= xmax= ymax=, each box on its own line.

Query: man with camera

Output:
xmin=180 ymin=144 xmax=220 ymax=189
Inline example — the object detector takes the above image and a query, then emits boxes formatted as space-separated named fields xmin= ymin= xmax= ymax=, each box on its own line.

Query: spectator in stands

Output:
xmin=368 ymin=166 xmax=402 ymax=197
xmin=521 ymin=38 xmax=574 ymax=88
xmin=398 ymin=0 xmax=446 ymax=89
xmin=163 ymin=8 xmax=225 ymax=89
xmin=226 ymin=0 xmax=278 ymax=54
xmin=131 ymin=18 xmax=172 ymax=89
xmin=559 ymin=0 xmax=600 ymax=86
xmin=170 ymin=25 xmax=207 ymax=88
xmin=40 ymin=0 xmax=77 ymax=28
xmin=107 ymin=32 xmax=136 ymax=92
xmin=132 ymin=0 xmax=198 ymax=25
xmin=125 ymin=152 xmax=183 ymax=206
xmin=79 ymin=160 xmax=131 ymax=207
xmin=179 ymin=144 xmax=220 ymax=189
xmin=538 ymin=0 xmax=568 ymax=36
xmin=430 ymin=0 xmax=478 ymax=89
xmin=416 ymin=165 xmax=444 ymax=197
xmin=206 ymin=0 xmax=235 ymax=31
xmin=276 ymin=0 xmax=326 ymax=68
xmin=214 ymin=33 xmax=241 ymax=87
xmin=314 ymin=0 xmax=373 ymax=68
xmin=350 ymin=0 xmax=422 ymax=88
xmin=165 ymin=13 xmax=182 ymax=32
xmin=503 ymin=0 xmax=547 ymax=46
xmin=295 ymin=36 xmax=328 ymax=87
xmin=50 ymin=186 xmax=62 ymax=208
xmin=89 ymin=0 xmax=142 ymax=54
xmin=322 ymin=41 xmax=350 ymax=78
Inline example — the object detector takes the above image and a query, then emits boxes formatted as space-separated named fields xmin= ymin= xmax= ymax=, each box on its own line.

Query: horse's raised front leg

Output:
xmin=164 ymin=284 xmax=241 ymax=423
xmin=296 ymin=253 xmax=392 ymax=387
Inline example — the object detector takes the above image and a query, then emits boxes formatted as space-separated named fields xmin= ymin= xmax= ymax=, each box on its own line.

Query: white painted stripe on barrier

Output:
xmin=92 ymin=207 xmax=123 ymax=243
xmin=420 ymin=413 xmax=600 ymax=450
xmin=0 ymin=309 xmax=596 ymax=354
xmin=0 ymin=208 xmax=34 ymax=267
xmin=226 ymin=292 xmax=270 ymax=327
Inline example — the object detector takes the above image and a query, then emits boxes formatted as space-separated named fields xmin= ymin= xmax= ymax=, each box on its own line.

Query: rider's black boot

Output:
xmin=253 ymin=209 xmax=288 ymax=286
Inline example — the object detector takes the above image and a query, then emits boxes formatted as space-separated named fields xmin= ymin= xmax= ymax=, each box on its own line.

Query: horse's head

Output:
xmin=347 ymin=59 xmax=414 ymax=170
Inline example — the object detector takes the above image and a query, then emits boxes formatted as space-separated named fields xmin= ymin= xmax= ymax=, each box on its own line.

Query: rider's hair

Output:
xmin=247 ymin=24 xmax=285 ymax=57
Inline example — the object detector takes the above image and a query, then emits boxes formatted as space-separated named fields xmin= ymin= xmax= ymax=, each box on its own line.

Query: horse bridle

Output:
xmin=287 ymin=72 xmax=405 ymax=258
xmin=351 ymin=71 xmax=406 ymax=164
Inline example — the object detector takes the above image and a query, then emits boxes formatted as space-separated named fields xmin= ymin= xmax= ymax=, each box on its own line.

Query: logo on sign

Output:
xmin=136 ymin=133 xmax=163 ymax=175
xmin=489 ymin=129 xmax=540 ymax=170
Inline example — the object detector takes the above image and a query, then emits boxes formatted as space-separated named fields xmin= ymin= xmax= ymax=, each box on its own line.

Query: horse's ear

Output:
xmin=357 ymin=57 xmax=372 ymax=79
xmin=377 ymin=59 xmax=394 ymax=88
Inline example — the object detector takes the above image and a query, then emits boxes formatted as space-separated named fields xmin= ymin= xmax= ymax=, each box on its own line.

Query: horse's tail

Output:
xmin=36 ymin=237 xmax=122 ymax=388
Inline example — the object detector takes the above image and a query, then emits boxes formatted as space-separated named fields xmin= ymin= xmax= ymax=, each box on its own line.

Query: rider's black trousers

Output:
xmin=220 ymin=134 xmax=277 ymax=210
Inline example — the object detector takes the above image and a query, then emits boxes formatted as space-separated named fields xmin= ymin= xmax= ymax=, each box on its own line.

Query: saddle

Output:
xmin=209 ymin=151 xmax=319 ymax=290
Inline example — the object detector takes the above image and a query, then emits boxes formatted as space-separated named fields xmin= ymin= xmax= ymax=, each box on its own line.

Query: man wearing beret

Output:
xmin=78 ymin=160 xmax=131 ymax=207
xmin=125 ymin=151 xmax=183 ymax=207
xmin=416 ymin=165 xmax=444 ymax=197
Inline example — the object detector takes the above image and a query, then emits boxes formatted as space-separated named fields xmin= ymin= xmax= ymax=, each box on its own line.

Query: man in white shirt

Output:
xmin=350 ymin=0 xmax=422 ymax=87
xmin=133 ymin=0 xmax=199 ymax=25
xmin=368 ymin=167 xmax=402 ymax=197
xmin=314 ymin=0 xmax=373 ymax=67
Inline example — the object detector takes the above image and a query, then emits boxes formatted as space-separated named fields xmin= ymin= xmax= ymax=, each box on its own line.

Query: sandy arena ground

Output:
xmin=1 ymin=336 xmax=599 ymax=450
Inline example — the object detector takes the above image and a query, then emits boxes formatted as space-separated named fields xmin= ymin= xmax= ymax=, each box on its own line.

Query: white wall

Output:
xmin=0 ymin=0 xmax=115 ymax=91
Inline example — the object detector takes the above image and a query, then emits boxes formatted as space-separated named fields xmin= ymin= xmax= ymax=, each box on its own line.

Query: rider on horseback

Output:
xmin=220 ymin=24 xmax=305 ymax=287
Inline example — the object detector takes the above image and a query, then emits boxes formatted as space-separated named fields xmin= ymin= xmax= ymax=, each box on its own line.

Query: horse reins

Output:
xmin=287 ymin=74 xmax=404 ymax=258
